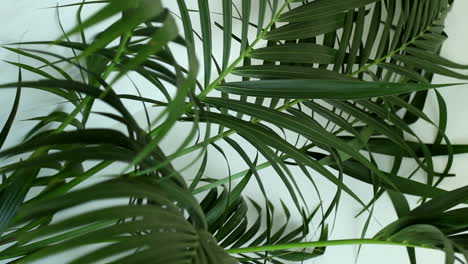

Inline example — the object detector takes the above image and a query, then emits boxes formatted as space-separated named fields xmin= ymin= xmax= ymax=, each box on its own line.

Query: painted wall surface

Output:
xmin=1 ymin=1 xmax=468 ymax=263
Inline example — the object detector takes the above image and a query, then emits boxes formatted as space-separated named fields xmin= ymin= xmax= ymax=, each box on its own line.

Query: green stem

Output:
xmin=180 ymin=21 xmax=434 ymax=191
xmin=1 ymin=30 xmax=134 ymax=198
xmin=226 ymin=238 xmax=435 ymax=255
xmin=56 ymin=31 xmax=132 ymax=133
xmin=177 ymin=26 xmax=422 ymax=166
xmin=198 ymin=0 xmax=291 ymax=98
xmin=350 ymin=24 xmax=432 ymax=77
xmin=193 ymin=126 xmax=373 ymax=194
xmin=27 ymin=161 xmax=112 ymax=203
xmin=100 ymin=31 xmax=133 ymax=98
xmin=25 ymin=0 xmax=430 ymax=194
xmin=193 ymin=161 xmax=271 ymax=194
xmin=137 ymin=97 xmax=301 ymax=177
xmin=0 ymin=221 xmax=113 ymax=260
xmin=55 ymin=98 xmax=91 ymax=133
xmin=50 ymin=30 xmax=132 ymax=135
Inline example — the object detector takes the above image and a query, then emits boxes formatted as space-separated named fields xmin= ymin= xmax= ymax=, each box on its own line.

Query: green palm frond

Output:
xmin=374 ymin=185 xmax=468 ymax=263
xmin=199 ymin=182 xmax=326 ymax=264
xmin=1 ymin=0 xmax=468 ymax=263
xmin=1 ymin=179 xmax=236 ymax=264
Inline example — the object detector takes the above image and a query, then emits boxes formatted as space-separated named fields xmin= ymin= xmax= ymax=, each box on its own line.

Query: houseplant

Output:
xmin=1 ymin=0 xmax=468 ymax=263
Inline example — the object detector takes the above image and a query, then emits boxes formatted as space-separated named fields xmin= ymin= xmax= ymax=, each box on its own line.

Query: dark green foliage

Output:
xmin=0 ymin=0 xmax=467 ymax=263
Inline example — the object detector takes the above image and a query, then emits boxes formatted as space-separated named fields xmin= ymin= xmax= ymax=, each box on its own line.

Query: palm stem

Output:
xmin=0 ymin=31 xmax=133 ymax=192
xmin=198 ymin=0 xmax=291 ymax=98
xmin=169 ymin=20 xmax=436 ymax=178
xmin=192 ymin=125 xmax=371 ymax=194
xmin=226 ymin=238 xmax=435 ymax=255
xmin=37 ymin=0 xmax=436 ymax=195
xmin=350 ymin=24 xmax=433 ymax=76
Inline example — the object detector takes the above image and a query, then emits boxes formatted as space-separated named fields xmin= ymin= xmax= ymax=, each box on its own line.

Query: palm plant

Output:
xmin=1 ymin=0 xmax=468 ymax=263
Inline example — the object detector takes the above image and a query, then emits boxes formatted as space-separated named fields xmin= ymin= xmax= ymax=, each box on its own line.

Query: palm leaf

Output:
xmin=0 ymin=0 xmax=466 ymax=264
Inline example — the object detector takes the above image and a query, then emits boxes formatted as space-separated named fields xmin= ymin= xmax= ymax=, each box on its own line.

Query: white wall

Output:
xmin=1 ymin=1 xmax=468 ymax=263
